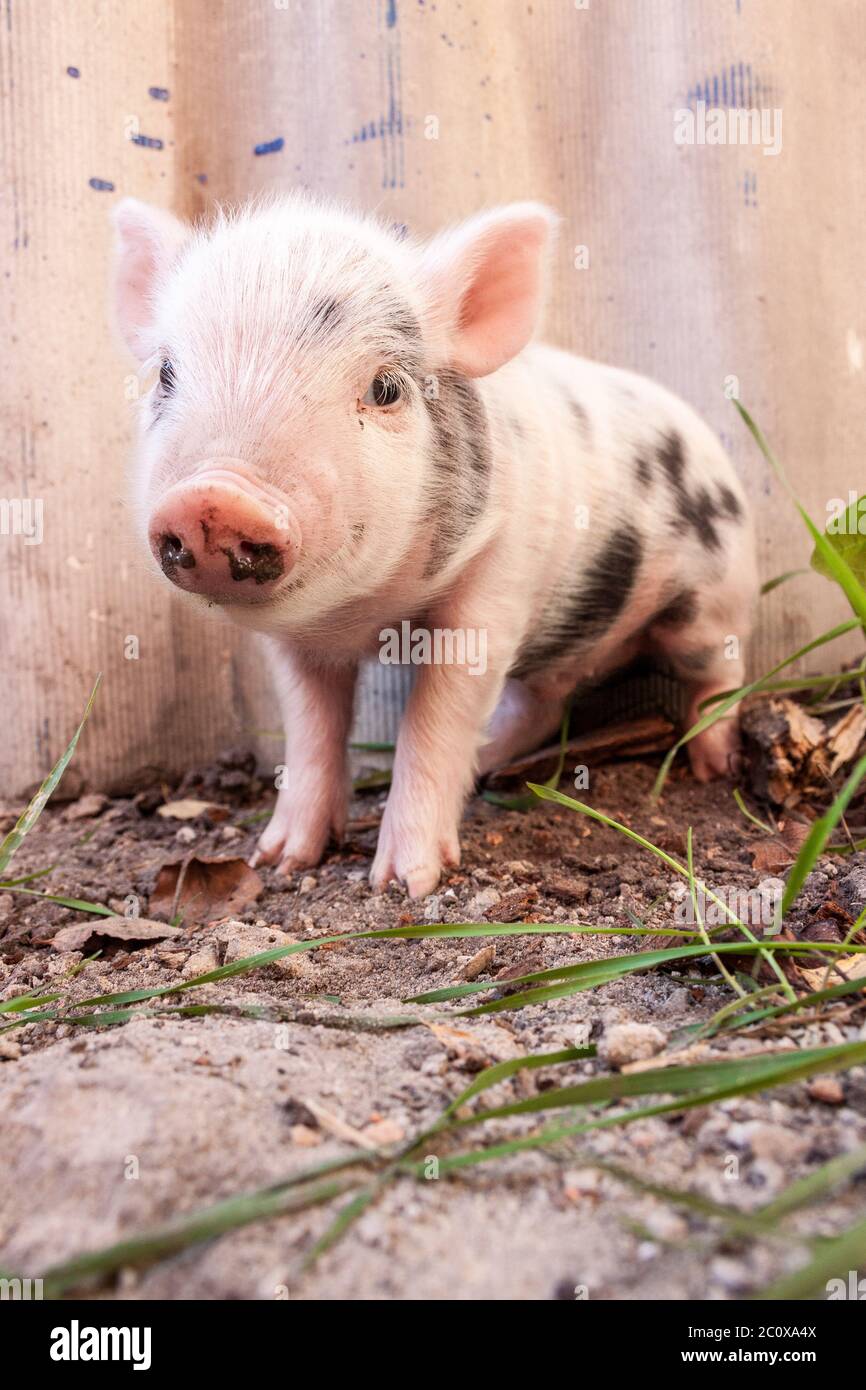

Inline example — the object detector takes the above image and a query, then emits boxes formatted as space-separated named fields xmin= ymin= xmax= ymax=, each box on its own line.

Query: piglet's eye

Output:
xmin=362 ymin=374 xmax=402 ymax=408
xmin=159 ymin=360 xmax=176 ymax=395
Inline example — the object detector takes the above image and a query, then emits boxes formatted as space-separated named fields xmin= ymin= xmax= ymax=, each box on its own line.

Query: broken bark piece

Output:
xmin=826 ymin=704 xmax=866 ymax=776
xmin=742 ymin=695 xmax=866 ymax=808
xmin=486 ymin=886 xmax=538 ymax=922
xmin=544 ymin=874 xmax=590 ymax=904
xmin=485 ymin=714 xmax=674 ymax=787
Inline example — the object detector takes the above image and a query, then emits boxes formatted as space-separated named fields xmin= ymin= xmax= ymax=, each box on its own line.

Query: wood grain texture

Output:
xmin=2 ymin=0 xmax=864 ymax=794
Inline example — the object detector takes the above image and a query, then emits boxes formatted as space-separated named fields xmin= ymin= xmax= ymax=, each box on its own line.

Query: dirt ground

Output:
xmin=1 ymin=749 xmax=865 ymax=1301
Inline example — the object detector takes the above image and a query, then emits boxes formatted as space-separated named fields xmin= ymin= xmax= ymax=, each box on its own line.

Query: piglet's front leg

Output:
xmin=251 ymin=639 xmax=357 ymax=875
xmin=371 ymin=616 xmax=511 ymax=898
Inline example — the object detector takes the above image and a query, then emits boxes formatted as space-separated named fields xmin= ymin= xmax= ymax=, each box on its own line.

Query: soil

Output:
xmin=1 ymin=749 xmax=865 ymax=1301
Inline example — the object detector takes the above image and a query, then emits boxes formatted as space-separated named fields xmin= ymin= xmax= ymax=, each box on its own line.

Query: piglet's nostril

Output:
xmin=158 ymin=533 xmax=196 ymax=574
xmin=223 ymin=541 xmax=284 ymax=585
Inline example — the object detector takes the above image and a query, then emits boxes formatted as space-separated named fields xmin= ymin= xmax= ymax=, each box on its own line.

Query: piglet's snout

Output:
xmin=148 ymin=467 xmax=298 ymax=602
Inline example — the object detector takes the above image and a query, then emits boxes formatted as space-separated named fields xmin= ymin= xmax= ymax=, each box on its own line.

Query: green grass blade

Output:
xmin=757 ymin=1143 xmax=866 ymax=1225
xmin=0 ymin=865 xmax=55 ymax=887
xmin=698 ymin=974 xmax=866 ymax=1036
xmin=735 ymin=400 xmax=866 ymax=625
xmin=755 ymin=1212 xmax=866 ymax=1300
xmin=760 ymin=569 xmax=808 ymax=595
xmin=66 ymin=922 xmax=628 ymax=1013
xmin=732 ymin=788 xmax=775 ymax=836
xmin=39 ymin=1174 xmax=356 ymax=1298
xmin=408 ymin=943 xmax=730 ymax=1006
xmin=453 ymin=1040 xmax=866 ymax=1129
xmin=528 ymin=782 xmax=795 ymax=998
xmin=781 ymin=752 xmax=866 ymax=916
xmin=2 ymin=886 xmax=114 ymax=916
xmin=0 ymin=990 xmax=61 ymax=1014
xmin=442 ymin=1045 xmax=595 ymax=1116
xmin=301 ymin=1188 xmax=378 ymax=1272
xmin=403 ymin=1041 xmax=866 ymax=1180
xmin=0 ymin=676 xmax=101 ymax=876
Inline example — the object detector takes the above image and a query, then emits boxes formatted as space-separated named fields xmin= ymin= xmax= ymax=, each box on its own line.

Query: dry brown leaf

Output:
xmin=749 ymin=839 xmax=794 ymax=874
xmin=799 ymin=953 xmax=866 ymax=991
xmin=149 ymin=856 xmax=262 ymax=925
xmin=51 ymin=916 xmax=183 ymax=953
xmin=779 ymin=818 xmax=811 ymax=853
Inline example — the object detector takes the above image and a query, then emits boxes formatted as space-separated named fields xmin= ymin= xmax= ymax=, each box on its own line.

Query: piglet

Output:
xmin=112 ymin=195 xmax=756 ymax=897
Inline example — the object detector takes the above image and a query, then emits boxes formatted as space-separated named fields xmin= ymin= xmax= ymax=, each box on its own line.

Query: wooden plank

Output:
xmin=2 ymin=0 xmax=864 ymax=795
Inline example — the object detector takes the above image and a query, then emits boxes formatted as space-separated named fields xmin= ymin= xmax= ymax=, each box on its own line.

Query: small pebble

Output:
xmin=808 ymin=1077 xmax=845 ymax=1106
xmin=599 ymin=1022 xmax=666 ymax=1069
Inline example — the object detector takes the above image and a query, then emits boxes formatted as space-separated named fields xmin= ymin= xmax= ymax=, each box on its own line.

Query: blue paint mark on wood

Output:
xmin=66 ymin=65 xmax=80 ymax=78
xmin=148 ymin=86 xmax=170 ymax=100
xmin=740 ymin=169 xmax=757 ymax=208
xmin=89 ymin=178 xmax=115 ymax=191
xmin=254 ymin=137 xmax=284 ymax=156
xmin=131 ymin=134 xmax=163 ymax=149
xmin=686 ymin=62 xmax=771 ymax=111
xmin=346 ymin=1 xmax=405 ymax=188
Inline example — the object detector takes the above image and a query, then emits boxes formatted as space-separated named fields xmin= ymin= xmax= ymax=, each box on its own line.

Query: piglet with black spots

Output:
xmin=112 ymin=195 xmax=756 ymax=897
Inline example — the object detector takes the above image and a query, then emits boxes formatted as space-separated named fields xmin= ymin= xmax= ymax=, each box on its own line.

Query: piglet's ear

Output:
xmin=111 ymin=198 xmax=188 ymax=360
xmin=420 ymin=202 xmax=557 ymax=378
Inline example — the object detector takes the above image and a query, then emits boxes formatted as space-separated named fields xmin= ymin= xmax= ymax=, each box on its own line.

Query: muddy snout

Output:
xmin=148 ymin=467 xmax=299 ymax=602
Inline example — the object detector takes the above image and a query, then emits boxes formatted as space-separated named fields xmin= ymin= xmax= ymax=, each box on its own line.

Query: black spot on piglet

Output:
xmin=510 ymin=531 xmax=643 ymax=676
xmin=657 ymin=431 xmax=742 ymax=551
xmin=653 ymin=589 xmax=698 ymax=628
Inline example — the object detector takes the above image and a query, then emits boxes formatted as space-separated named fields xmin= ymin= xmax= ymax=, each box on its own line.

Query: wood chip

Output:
xmin=545 ymin=875 xmax=590 ymax=904
xmin=156 ymin=798 xmax=230 ymax=821
xmin=457 ymin=943 xmax=496 ymax=981
xmin=300 ymin=1099 xmax=379 ymax=1151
